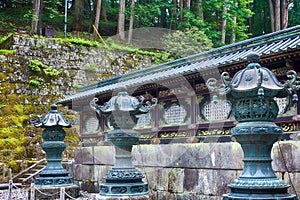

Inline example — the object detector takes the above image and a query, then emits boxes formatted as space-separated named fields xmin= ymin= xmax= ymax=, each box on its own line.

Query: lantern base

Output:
xmin=223 ymin=192 xmax=297 ymax=200
xmin=99 ymin=182 xmax=148 ymax=196
xmin=35 ymin=176 xmax=73 ymax=186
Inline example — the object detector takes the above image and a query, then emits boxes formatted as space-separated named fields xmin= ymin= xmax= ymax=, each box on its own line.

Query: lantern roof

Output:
xmin=31 ymin=104 xmax=73 ymax=128
xmin=230 ymin=52 xmax=289 ymax=98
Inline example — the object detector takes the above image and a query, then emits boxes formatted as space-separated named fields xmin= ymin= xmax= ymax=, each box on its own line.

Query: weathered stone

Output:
xmin=132 ymin=143 xmax=243 ymax=170
xmin=93 ymin=146 xmax=115 ymax=165
xmin=167 ymin=168 xmax=184 ymax=193
xmin=74 ymin=142 xmax=300 ymax=197
xmin=272 ymin=141 xmax=300 ymax=172
xmin=74 ymin=147 xmax=94 ymax=164
xmin=94 ymin=165 xmax=111 ymax=182
xmin=74 ymin=164 xmax=94 ymax=181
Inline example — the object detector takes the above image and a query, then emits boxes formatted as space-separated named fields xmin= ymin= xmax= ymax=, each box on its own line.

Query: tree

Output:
xmin=30 ymin=0 xmax=41 ymax=35
xmin=220 ymin=1 xmax=228 ymax=44
xmin=118 ymin=0 xmax=126 ymax=40
xmin=269 ymin=0 xmax=294 ymax=32
xmin=162 ymin=26 xmax=213 ymax=57
xmin=93 ymin=0 xmax=102 ymax=40
xmin=193 ymin=0 xmax=204 ymax=20
xmin=70 ymin=0 xmax=86 ymax=32
xmin=128 ymin=0 xmax=135 ymax=43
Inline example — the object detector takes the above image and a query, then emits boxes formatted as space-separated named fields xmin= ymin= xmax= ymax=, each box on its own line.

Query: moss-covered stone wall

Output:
xmin=0 ymin=34 xmax=157 ymax=176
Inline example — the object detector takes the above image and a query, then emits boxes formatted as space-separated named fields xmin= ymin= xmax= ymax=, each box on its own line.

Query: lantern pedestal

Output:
xmin=90 ymin=91 xmax=157 ymax=198
xmin=223 ymin=122 xmax=297 ymax=200
xmin=99 ymin=129 xmax=148 ymax=197
xmin=30 ymin=105 xmax=79 ymax=199
xmin=206 ymin=52 xmax=299 ymax=200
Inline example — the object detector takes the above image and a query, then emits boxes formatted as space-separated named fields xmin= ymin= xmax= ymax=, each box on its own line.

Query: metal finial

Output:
xmin=247 ymin=52 xmax=259 ymax=63
xmin=51 ymin=104 xmax=58 ymax=112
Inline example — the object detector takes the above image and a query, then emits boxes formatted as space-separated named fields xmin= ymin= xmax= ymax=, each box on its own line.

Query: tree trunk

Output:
xmin=179 ymin=0 xmax=184 ymax=22
xmin=128 ymin=0 xmax=135 ymax=44
xmin=281 ymin=0 xmax=293 ymax=29
xmin=170 ymin=0 xmax=177 ymax=30
xmin=194 ymin=0 xmax=203 ymax=20
xmin=71 ymin=0 xmax=85 ymax=31
xmin=220 ymin=3 xmax=228 ymax=43
xmin=118 ymin=0 xmax=126 ymax=40
xmin=231 ymin=1 xmax=238 ymax=43
xmin=30 ymin=0 xmax=40 ymax=35
xmin=93 ymin=0 xmax=102 ymax=40
xmin=269 ymin=0 xmax=275 ymax=32
xmin=186 ymin=0 xmax=191 ymax=9
xmin=274 ymin=0 xmax=281 ymax=31
xmin=101 ymin=1 xmax=108 ymax=21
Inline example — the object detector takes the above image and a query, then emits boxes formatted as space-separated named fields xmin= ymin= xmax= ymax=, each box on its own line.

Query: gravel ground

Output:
xmin=0 ymin=188 xmax=98 ymax=200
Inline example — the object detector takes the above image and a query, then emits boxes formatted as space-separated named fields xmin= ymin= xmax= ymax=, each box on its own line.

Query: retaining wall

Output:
xmin=73 ymin=141 xmax=300 ymax=199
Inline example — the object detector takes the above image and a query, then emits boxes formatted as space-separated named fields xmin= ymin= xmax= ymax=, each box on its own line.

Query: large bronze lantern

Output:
xmin=90 ymin=90 xmax=157 ymax=197
xmin=207 ymin=52 xmax=299 ymax=199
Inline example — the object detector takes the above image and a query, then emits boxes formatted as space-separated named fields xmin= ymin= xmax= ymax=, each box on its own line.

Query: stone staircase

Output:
xmin=12 ymin=158 xmax=46 ymax=186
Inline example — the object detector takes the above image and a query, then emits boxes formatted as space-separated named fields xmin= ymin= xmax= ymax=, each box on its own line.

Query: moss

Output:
xmin=7 ymin=160 xmax=21 ymax=173
xmin=13 ymin=105 xmax=24 ymax=115
xmin=29 ymin=77 xmax=44 ymax=87
xmin=28 ymin=60 xmax=43 ymax=72
xmin=0 ymin=72 xmax=7 ymax=81
xmin=7 ymin=94 xmax=18 ymax=103
xmin=0 ymin=50 xmax=16 ymax=54
xmin=2 ymin=105 xmax=13 ymax=115
xmin=0 ymin=128 xmax=10 ymax=138
xmin=13 ymin=146 xmax=26 ymax=159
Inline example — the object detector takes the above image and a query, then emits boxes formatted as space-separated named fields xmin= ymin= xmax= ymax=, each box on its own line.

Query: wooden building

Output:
xmin=58 ymin=25 xmax=300 ymax=147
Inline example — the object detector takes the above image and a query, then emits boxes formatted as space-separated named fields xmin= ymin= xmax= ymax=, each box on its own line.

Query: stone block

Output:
xmin=94 ymin=165 xmax=111 ymax=182
xmin=275 ymin=172 xmax=300 ymax=196
xmin=132 ymin=143 xmax=243 ymax=170
xmin=167 ymin=168 xmax=184 ymax=193
xmin=74 ymin=147 xmax=94 ymax=164
xmin=94 ymin=145 xmax=115 ymax=165
xmin=74 ymin=164 xmax=94 ymax=181
xmin=272 ymin=141 xmax=300 ymax=172
xmin=141 ymin=167 xmax=168 ymax=191
xmin=194 ymin=169 xmax=237 ymax=196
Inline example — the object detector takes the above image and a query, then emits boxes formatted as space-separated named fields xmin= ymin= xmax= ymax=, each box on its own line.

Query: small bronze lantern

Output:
xmin=30 ymin=104 xmax=75 ymax=187
xmin=207 ymin=52 xmax=299 ymax=199
xmin=90 ymin=90 xmax=157 ymax=197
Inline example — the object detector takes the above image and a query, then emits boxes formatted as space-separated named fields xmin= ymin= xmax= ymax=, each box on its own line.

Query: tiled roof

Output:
xmin=58 ymin=25 xmax=300 ymax=104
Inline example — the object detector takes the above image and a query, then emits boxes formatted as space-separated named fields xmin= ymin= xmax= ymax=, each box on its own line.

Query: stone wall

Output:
xmin=0 ymin=34 xmax=157 ymax=174
xmin=74 ymin=141 xmax=300 ymax=199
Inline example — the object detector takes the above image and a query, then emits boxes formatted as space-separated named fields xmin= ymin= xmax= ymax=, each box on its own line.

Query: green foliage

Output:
xmin=0 ymin=50 xmax=15 ymax=54
xmin=43 ymin=66 xmax=60 ymax=76
xmin=29 ymin=78 xmax=44 ymax=87
xmin=162 ymin=26 xmax=213 ymax=57
xmin=67 ymin=37 xmax=100 ymax=47
xmin=289 ymin=1 xmax=300 ymax=27
xmin=28 ymin=60 xmax=43 ymax=72
xmin=28 ymin=60 xmax=60 ymax=76
xmin=85 ymin=63 xmax=98 ymax=72
xmin=0 ymin=33 xmax=13 ymax=45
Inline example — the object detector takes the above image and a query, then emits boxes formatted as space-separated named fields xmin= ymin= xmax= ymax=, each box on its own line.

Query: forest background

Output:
xmin=1 ymin=0 xmax=300 ymax=47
